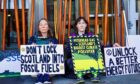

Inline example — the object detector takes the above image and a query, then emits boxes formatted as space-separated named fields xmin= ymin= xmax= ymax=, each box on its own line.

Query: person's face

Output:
xmin=76 ymin=19 xmax=87 ymax=32
xmin=39 ymin=20 xmax=49 ymax=33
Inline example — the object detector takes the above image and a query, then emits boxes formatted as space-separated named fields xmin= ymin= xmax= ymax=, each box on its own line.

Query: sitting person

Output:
xmin=65 ymin=17 xmax=120 ymax=84
xmin=29 ymin=18 xmax=58 ymax=84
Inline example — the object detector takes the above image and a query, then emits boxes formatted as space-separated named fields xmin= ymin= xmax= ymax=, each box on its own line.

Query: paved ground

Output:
xmin=0 ymin=74 xmax=140 ymax=84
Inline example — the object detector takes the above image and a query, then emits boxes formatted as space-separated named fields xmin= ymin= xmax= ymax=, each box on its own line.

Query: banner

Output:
xmin=69 ymin=35 xmax=104 ymax=74
xmin=20 ymin=44 xmax=64 ymax=75
xmin=104 ymin=47 xmax=140 ymax=76
xmin=0 ymin=50 xmax=20 ymax=77
xmin=127 ymin=35 xmax=140 ymax=47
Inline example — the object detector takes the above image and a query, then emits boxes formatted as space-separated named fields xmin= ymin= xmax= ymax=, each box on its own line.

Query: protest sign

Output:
xmin=127 ymin=35 xmax=140 ymax=47
xmin=0 ymin=50 xmax=20 ymax=77
xmin=20 ymin=44 xmax=64 ymax=75
xmin=69 ymin=35 xmax=104 ymax=74
xmin=104 ymin=47 xmax=140 ymax=76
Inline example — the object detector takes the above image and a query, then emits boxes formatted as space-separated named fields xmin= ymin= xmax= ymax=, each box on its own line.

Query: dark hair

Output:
xmin=74 ymin=17 xmax=89 ymax=34
xmin=38 ymin=18 xmax=53 ymax=37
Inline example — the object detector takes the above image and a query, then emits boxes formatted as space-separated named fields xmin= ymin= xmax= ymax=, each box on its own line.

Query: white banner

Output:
xmin=0 ymin=50 xmax=20 ymax=77
xmin=20 ymin=44 xmax=64 ymax=75
xmin=127 ymin=35 xmax=140 ymax=47
xmin=104 ymin=47 xmax=140 ymax=76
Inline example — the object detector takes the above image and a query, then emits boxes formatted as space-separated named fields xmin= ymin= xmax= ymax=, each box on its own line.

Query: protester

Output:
xmin=29 ymin=18 xmax=58 ymax=84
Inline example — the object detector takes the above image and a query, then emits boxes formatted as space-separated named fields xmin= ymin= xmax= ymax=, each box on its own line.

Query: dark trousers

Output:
xmin=36 ymin=74 xmax=50 ymax=83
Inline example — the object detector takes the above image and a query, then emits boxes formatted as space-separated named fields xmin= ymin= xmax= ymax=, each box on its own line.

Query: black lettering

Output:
xmin=56 ymin=64 xmax=60 ymax=72
xmin=26 ymin=46 xmax=36 ymax=54
xmin=109 ymin=58 xmax=115 ymax=66
xmin=132 ymin=47 xmax=137 ymax=55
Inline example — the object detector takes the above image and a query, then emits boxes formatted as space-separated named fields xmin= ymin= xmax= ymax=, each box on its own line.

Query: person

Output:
xmin=28 ymin=18 xmax=58 ymax=84
xmin=65 ymin=17 xmax=120 ymax=84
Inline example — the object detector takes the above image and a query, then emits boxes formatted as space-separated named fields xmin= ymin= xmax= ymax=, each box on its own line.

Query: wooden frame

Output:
xmin=29 ymin=0 xmax=35 ymax=37
xmin=21 ymin=0 xmax=26 ymax=44
xmin=14 ymin=0 xmax=21 ymax=48
xmin=2 ymin=0 xmax=7 ymax=50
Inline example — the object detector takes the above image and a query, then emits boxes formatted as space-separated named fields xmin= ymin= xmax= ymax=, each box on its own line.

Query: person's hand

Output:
xmin=32 ymin=43 xmax=37 ymax=45
xmin=49 ymin=42 xmax=54 ymax=45
xmin=113 ymin=43 xmax=120 ymax=47
xmin=49 ymin=42 xmax=53 ymax=44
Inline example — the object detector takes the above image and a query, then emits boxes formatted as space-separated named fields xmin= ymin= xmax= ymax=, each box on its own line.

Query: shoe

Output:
xmin=75 ymin=78 xmax=85 ymax=84
xmin=91 ymin=77 xmax=100 ymax=83
xmin=43 ymin=81 xmax=52 ymax=84
xmin=35 ymin=82 xmax=43 ymax=84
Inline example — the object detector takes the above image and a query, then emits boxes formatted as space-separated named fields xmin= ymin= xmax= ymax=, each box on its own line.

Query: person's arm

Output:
xmin=65 ymin=39 xmax=72 ymax=58
xmin=50 ymin=38 xmax=58 ymax=44
xmin=65 ymin=33 xmax=77 ymax=58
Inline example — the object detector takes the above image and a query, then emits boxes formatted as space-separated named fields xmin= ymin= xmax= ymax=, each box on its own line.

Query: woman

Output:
xmin=65 ymin=17 xmax=120 ymax=84
xmin=29 ymin=18 xmax=58 ymax=84
xmin=65 ymin=17 xmax=97 ymax=84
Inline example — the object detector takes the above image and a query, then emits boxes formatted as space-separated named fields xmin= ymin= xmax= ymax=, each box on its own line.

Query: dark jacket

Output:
xmin=28 ymin=35 xmax=58 ymax=44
